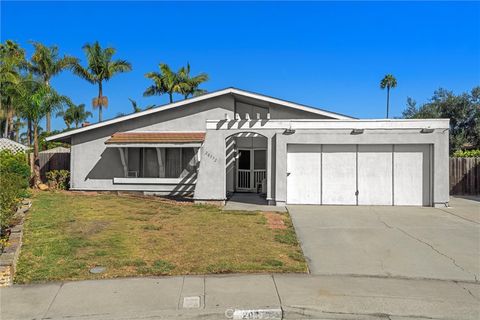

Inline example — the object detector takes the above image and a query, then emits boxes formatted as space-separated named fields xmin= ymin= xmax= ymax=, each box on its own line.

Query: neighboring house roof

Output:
xmin=105 ymin=132 xmax=206 ymax=144
xmin=39 ymin=146 xmax=70 ymax=153
xmin=0 ymin=138 xmax=28 ymax=153
xmin=47 ymin=87 xmax=354 ymax=142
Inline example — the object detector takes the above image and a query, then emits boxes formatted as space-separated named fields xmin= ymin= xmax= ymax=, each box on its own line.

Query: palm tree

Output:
xmin=57 ymin=102 xmax=92 ymax=129
xmin=144 ymin=63 xmax=181 ymax=103
xmin=0 ymin=40 xmax=26 ymax=138
xmin=56 ymin=106 xmax=74 ymax=129
xmin=12 ymin=117 xmax=25 ymax=142
xmin=72 ymin=103 xmax=92 ymax=128
xmin=128 ymin=98 xmax=142 ymax=113
xmin=73 ymin=41 xmax=132 ymax=122
xmin=380 ymin=74 xmax=397 ymax=118
xmin=16 ymin=79 xmax=70 ymax=186
xmin=29 ymin=42 xmax=78 ymax=132
xmin=177 ymin=63 xmax=208 ymax=99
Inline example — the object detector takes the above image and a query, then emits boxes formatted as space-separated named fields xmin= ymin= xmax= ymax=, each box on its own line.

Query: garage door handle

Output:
xmin=287 ymin=172 xmax=291 ymax=176
xmin=355 ymin=190 xmax=359 ymax=196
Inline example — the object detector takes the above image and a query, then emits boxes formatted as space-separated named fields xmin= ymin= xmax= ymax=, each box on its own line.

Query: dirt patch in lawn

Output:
xmin=14 ymin=191 xmax=307 ymax=283
xmin=264 ymin=212 xmax=287 ymax=230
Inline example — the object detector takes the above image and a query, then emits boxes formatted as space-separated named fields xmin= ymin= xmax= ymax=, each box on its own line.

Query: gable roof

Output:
xmin=46 ymin=87 xmax=354 ymax=142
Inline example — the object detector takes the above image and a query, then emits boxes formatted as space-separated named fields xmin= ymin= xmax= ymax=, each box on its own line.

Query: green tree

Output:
xmin=402 ymin=87 xmax=480 ymax=153
xmin=73 ymin=41 xmax=132 ymax=122
xmin=177 ymin=63 xmax=209 ymax=99
xmin=144 ymin=63 xmax=181 ymax=103
xmin=57 ymin=102 xmax=92 ymax=129
xmin=28 ymin=42 xmax=78 ymax=133
xmin=128 ymin=98 xmax=142 ymax=113
xmin=144 ymin=63 xmax=209 ymax=103
xmin=380 ymin=74 xmax=397 ymax=118
xmin=16 ymin=79 xmax=71 ymax=186
xmin=0 ymin=40 xmax=26 ymax=138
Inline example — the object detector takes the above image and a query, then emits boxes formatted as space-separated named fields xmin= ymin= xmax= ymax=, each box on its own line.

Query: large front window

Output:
xmin=126 ymin=147 xmax=198 ymax=178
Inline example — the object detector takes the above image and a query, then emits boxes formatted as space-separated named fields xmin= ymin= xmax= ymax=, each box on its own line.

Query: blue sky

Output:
xmin=2 ymin=1 xmax=479 ymax=130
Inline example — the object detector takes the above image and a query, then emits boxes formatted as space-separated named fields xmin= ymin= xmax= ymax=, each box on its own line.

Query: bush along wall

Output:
xmin=0 ymin=150 xmax=30 ymax=236
xmin=0 ymin=150 xmax=31 ymax=286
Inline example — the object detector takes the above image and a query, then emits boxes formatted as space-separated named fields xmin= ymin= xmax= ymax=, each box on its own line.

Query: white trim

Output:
xmin=46 ymin=88 xmax=353 ymax=141
xmin=105 ymin=142 xmax=203 ymax=148
xmin=113 ymin=177 xmax=196 ymax=185
xmin=207 ymin=119 xmax=450 ymax=130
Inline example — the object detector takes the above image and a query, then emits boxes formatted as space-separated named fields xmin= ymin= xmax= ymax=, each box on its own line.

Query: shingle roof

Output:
xmin=105 ymin=132 xmax=206 ymax=144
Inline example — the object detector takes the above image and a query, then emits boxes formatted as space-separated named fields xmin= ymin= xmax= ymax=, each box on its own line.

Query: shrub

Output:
xmin=453 ymin=149 xmax=480 ymax=158
xmin=0 ymin=151 xmax=30 ymax=232
xmin=46 ymin=170 xmax=70 ymax=190
xmin=0 ymin=173 xmax=23 ymax=231
xmin=0 ymin=150 xmax=30 ymax=189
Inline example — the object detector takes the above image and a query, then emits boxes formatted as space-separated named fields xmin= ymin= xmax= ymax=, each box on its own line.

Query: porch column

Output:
xmin=155 ymin=147 xmax=165 ymax=178
xmin=118 ymin=147 xmax=128 ymax=177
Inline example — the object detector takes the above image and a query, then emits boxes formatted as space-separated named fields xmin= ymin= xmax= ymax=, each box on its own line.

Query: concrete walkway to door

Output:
xmin=223 ymin=193 xmax=287 ymax=212
xmin=288 ymin=197 xmax=480 ymax=282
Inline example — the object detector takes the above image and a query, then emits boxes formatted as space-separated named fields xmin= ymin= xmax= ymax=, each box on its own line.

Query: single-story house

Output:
xmin=47 ymin=88 xmax=450 ymax=207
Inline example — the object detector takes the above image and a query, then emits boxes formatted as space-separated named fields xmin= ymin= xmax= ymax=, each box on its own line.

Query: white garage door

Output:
xmin=287 ymin=145 xmax=321 ymax=204
xmin=393 ymin=145 xmax=431 ymax=206
xmin=322 ymin=145 xmax=357 ymax=205
xmin=286 ymin=144 xmax=431 ymax=206
xmin=358 ymin=145 xmax=393 ymax=205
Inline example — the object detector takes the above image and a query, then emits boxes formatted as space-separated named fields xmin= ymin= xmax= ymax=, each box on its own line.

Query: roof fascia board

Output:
xmin=206 ymin=119 xmax=450 ymax=130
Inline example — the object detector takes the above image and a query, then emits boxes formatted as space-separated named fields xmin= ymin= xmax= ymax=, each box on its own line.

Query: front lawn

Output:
xmin=15 ymin=192 xmax=307 ymax=283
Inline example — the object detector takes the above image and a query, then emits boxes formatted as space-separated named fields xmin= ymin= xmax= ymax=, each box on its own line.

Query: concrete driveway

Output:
xmin=288 ymin=197 xmax=480 ymax=281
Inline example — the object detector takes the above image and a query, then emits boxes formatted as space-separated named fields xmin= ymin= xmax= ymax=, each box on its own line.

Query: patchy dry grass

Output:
xmin=15 ymin=192 xmax=307 ymax=283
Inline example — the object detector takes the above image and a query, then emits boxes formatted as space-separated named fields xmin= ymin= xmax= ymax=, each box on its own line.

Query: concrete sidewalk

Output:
xmin=1 ymin=274 xmax=479 ymax=320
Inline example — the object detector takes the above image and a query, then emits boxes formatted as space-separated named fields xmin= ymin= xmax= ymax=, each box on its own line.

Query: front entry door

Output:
xmin=237 ymin=149 xmax=252 ymax=191
xmin=236 ymin=149 xmax=267 ymax=192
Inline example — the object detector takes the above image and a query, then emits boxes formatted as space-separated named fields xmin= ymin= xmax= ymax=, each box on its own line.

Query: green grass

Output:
xmin=15 ymin=192 xmax=307 ymax=283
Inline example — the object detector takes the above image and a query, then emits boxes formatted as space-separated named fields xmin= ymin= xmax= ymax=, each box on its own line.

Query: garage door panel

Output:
xmin=393 ymin=145 xmax=430 ymax=206
xmin=322 ymin=145 xmax=357 ymax=205
xmin=287 ymin=144 xmax=321 ymax=204
xmin=358 ymin=145 xmax=393 ymax=205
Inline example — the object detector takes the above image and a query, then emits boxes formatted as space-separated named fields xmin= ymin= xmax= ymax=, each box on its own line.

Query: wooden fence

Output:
xmin=29 ymin=152 xmax=70 ymax=181
xmin=450 ymin=157 xmax=480 ymax=195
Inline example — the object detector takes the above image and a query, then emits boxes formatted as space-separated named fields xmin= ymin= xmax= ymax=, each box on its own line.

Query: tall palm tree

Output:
xmin=177 ymin=63 xmax=209 ymax=99
xmin=72 ymin=103 xmax=92 ymax=128
xmin=12 ymin=117 xmax=25 ymax=142
xmin=29 ymin=41 xmax=78 ymax=132
xmin=57 ymin=102 xmax=92 ymax=129
xmin=16 ymin=79 xmax=70 ymax=186
xmin=0 ymin=40 xmax=26 ymax=138
xmin=56 ymin=106 xmax=74 ymax=129
xmin=144 ymin=63 xmax=181 ymax=103
xmin=73 ymin=41 xmax=132 ymax=122
xmin=380 ymin=74 xmax=397 ymax=118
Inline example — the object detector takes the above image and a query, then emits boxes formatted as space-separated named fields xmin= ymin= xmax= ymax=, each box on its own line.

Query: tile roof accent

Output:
xmin=105 ymin=132 xmax=206 ymax=144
